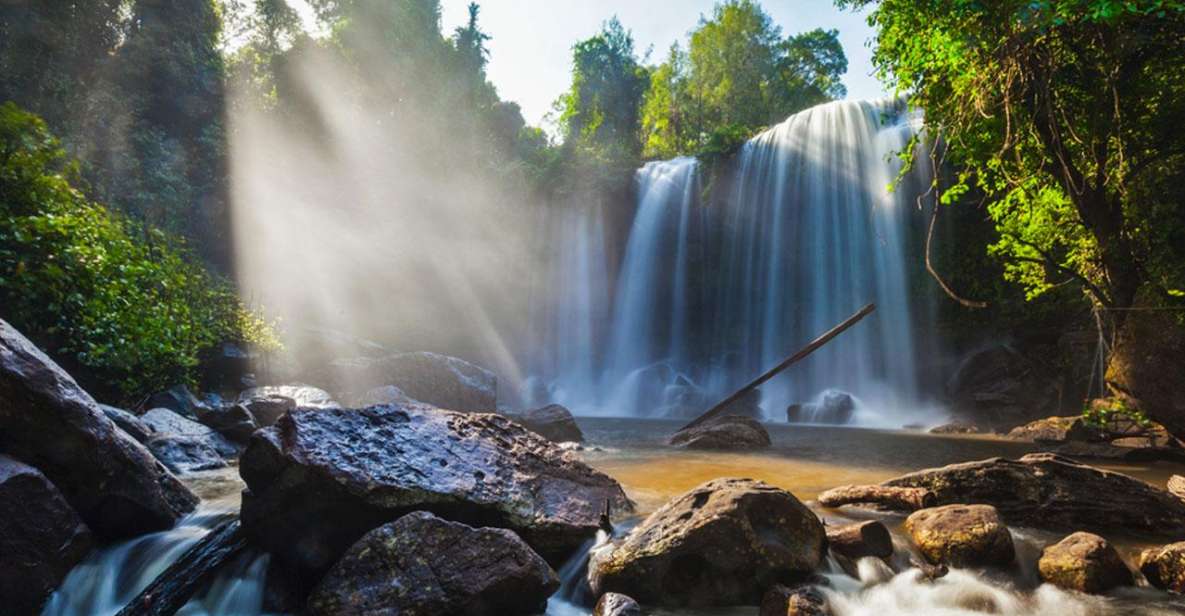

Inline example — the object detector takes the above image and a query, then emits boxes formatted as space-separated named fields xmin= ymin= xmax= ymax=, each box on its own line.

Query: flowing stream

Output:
xmin=530 ymin=99 xmax=939 ymax=425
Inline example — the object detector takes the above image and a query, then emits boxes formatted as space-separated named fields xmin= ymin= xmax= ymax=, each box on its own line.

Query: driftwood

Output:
xmin=679 ymin=303 xmax=876 ymax=432
xmin=818 ymin=485 xmax=936 ymax=512
xmin=825 ymin=520 xmax=894 ymax=560
xmin=116 ymin=519 xmax=248 ymax=616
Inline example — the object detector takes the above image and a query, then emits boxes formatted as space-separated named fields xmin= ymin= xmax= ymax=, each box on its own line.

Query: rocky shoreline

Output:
xmin=5 ymin=316 xmax=1185 ymax=615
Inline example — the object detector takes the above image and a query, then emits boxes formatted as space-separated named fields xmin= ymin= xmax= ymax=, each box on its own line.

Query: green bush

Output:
xmin=0 ymin=102 xmax=278 ymax=400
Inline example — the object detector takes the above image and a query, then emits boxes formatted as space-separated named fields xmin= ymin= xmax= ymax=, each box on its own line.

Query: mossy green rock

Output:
xmin=905 ymin=504 xmax=1014 ymax=568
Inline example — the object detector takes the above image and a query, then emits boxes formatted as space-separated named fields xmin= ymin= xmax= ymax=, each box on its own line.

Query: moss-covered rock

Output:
xmin=905 ymin=504 xmax=1014 ymax=568
xmin=1038 ymin=532 xmax=1132 ymax=593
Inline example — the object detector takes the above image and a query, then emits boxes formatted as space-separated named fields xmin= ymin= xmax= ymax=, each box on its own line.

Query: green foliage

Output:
xmin=0 ymin=104 xmax=278 ymax=400
xmin=1082 ymin=397 xmax=1153 ymax=430
xmin=640 ymin=1 xmax=848 ymax=159
xmin=845 ymin=0 xmax=1185 ymax=312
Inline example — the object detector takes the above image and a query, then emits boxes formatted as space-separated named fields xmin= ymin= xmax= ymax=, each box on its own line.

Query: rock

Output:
xmin=0 ymin=319 xmax=197 ymax=538
xmin=929 ymin=421 xmax=983 ymax=435
xmin=825 ymin=520 xmax=894 ymax=560
xmin=1037 ymin=532 xmax=1132 ymax=594
xmin=1168 ymin=475 xmax=1185 ymax=501
xmin=0 ymin=455 xmax=93 ymax=615
xmin=760 ymin=584 xmax=829 ymax=616
xmin=145 ymin=434 xmax=229 ymax=474
xmin=1007 ymin=416 xmax=1089 ymax=442
xmin=99 ymin=404 xmax=152 ymax=442
xmin=203 ymin=341 xmax=253 ymax=390
xmin=1007 ymin=410 xmax=1175 ymax=448
xmin=349 ymin=384 xmax=417 ymax=407
xmin=883 ymin=453 xmax=1185 ymax=539
xmin=239 ymin=403 xmax=633 ymax=579
xmin=657 ymin=377 xmax=711 ymax=418
xmin=947 ymin=345 xmax=1059 ymax=429
xmin=717 ymin=387 xmax=763 ymax=419
xmin=513 ymin=404 xmax=584 ymax=443
xmin=669 ymin=414 xmax=771 ymax=450
xmin=196 ymin=403 xmax=259 ymax=443
xmin=588 ymin=478 xmax=825 ymax=607
xmin=904 ymin=504 xmax=1015 ymax=568
xmin=1139 ymin=542 xmax=1185 ymax=592
xmin=787 ymin=390 xmax=855 ymax=424
xmin=239 ymin=384 xmax=338 ymax=407
xmin=307 ymin=511 xmax=559 ymax=616
xmin=1105 ymin=288 xmax=1185 ymax=440
xmin=595 ymin=592 xmax=642 ymax=616
xmin=817 ymin=484 xmax=935 ymax=511
xmin=1038 ymin=440 xmax=1185 ymax=464
xmin=329 ymin=352 xmax=496 ymax=411
xmin=141 ymin=408 xmax=239 ymax=458
xmin=238 ymin=394 xmax=296 ymax=427
xmin=144 ymin=384 xmax=207 ymax=419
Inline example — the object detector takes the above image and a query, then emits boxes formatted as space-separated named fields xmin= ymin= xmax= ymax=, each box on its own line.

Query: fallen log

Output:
xmin=826 ymin=520 xmax=894 ymax=560
xmin=679 ymin=303 xmax=876 ymax=432
xmin=818 ymin=485 xmax=935 ymax=511
xmin=116 ymin=518 xmax=248 ymax=616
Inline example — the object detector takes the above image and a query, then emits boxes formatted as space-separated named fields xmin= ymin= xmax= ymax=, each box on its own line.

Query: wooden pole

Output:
xmin=677 ymin=303 xmax=876 ymax=432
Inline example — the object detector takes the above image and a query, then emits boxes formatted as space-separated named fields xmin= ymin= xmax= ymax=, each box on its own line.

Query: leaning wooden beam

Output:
xmin=678 ymin=303 xmax=877 ymax=432
xmin=116 ymin=519 xmax=248 ymax=616
xmin=817 ymin=484 xmax=936 ymax=511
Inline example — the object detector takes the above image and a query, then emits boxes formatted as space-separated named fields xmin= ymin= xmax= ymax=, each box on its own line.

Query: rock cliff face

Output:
xmin=239 ymin=403 xmax=633 ymax=578
xmin=0 ymin=319 xmax=197 ymax=538
xmin=1107 ymin=289 xmax=1185 ymax=440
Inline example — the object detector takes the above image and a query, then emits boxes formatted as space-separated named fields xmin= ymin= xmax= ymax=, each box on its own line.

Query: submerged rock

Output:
xmin=512 ymin=404 xmax=584 ymax=443
xmin=668 ymin=414 xmax=771 ymax=450
xmin=307 ymin=511 xmax=559 ymax=616
xmin=594 ymin=592 xmax=642 ymax=616
xmin=240 ymin=403 xmax=632 ymax=578
xmin=589 ymin=478 xmax=825 ymax=607
xmin=329 ymin=351 xmax=496 ymax=411
xmin=1139 ymin=542 xmax=1185 ymax=592
xmin=904 ymin=504 xmax=1015 ymax=568
xmin=0 ymin=455 xmax=93 ymax=616
xmin=760 ymin=584 xmax=830 ymax=616
xmin=99 ymin=404 xmax=152 ymax=442
xmin=883 ymin=453 xmax=1185 ymax=539
xmin=0 ymin=319 xmax=197 ymax=538
xmin=1038 ymin=532 xmax=1132 ymax=594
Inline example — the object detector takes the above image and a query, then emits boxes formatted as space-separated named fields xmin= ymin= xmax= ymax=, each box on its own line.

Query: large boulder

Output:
xmin=99 ymin=404 xmax=152 ymax=442
xmin=510 ymin=404 xmax=583 ymax=443
xmin=904 ymin=504 xmax=1015 ymax=568
xmin=239 ymin=403 xmax=633 ymax=579
xmin=1037 ymin=532 xmax=1132 ymax=594
xmin=330 ymin=352 xmax=497 ymax=411
xmin=1007 ymin=416 xmax=1088 ymax=442
xmin=588 ymin=478 xmax=825 ymax=607
xmin=0 ymin=319 xmax=197 ymax=538
xmin=669 ymin=414 xmax=771 ymax=450
xmin=595 ymin=592 xmax=642 ymax=616
xmin=883 ymin=453 xmax=1185 ymax=539
xmin=1139 ymin=542 xmax=1185 ymax=592
xmin=947 ymin=345 xmax=1059 ymax=428
xmin=307 ymin=511 xmax=559 ymax=616
xmin=195 ymin=403 xmax=259 ymax=443
xmin=0 ymin=455 xmax=93 ymax=616
xmin=140 ymin=408 xmax=239 ymax=458
xmin=787 ymin=390 xmax=855 ymax=424
xmin=1008 ymin=409 xmax=1176 ymax=448
xmin=1106 ymin=289 xmax=1185 ymax=440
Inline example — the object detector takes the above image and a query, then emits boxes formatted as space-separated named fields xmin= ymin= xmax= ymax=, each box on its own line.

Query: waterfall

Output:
xmin=530 ymin=98 xmax=937 ymax=425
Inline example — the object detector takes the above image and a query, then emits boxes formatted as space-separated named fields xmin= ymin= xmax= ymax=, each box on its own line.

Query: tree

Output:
xmin=843 ymin=0 xmax=1185 ymax=316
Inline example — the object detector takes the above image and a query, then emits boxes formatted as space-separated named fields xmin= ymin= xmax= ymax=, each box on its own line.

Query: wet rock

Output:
xmin=236 ymin=384 xmax=338 ymax=427
xmin=595 ymin=592 xmax=642 ymax=616
xmin=99 ymin=404 xmax=152 ymax=442
xmin=669 ymin=414 xmax=771 ymax=450
xmin=905 ymin=504 xmax=1014 ymax=568
xmin=1168 ymin=475 xmax=1185 ymax=501
xmin=145 ymin=434 xmax=229 ymax=474
xmin=929 ymin=421 xmax=983 ymax=435
xmin=144 ymin=384 xmax=207 ymax=419
xmin=240 ymin=403 xmax=633 ymax=579
xmin=348 ymin=384 xmax=417 ymax=407
xmin=588 ymin=478 xmax=825 ymax=607
xmin=1007 ymin=416 xmax=1089 ymax=442
xmin=1139 ymin=542 xmax=1185 ymax=592
xmin=0 ymin=319 xmax=197 ymax=538
xmin=1105 ymin=288 xmax=1185 ymax=440
xmin=196 ymin=403 xmax=259 ymax=443
xmin=1038 ymin=440 xmax=1185 ymax=464
xmin=947 ymin=345 xmax=1059 ymax=429
xmin=329 ymin=351 xmax=496 ymax=411
xmin=760 ymin=584 xmax=829 ymax=616
xmin=0 ymin=455 xmax=93 ymax=616
xmin=238 ymin=394 xmax=296 ymax=427
xmin=825 ymin=520 xmax=894 ymax=560
xmin=307 ymin=511 xmax=559 ymax=616
xmin=718 ymin=387 xmax=764 ymax=419
xmin=883 ymin=453 xmax=1185 ymax=539
xmin=512 ymin=404 xmax=584 ymax=443
xmin=787 ymin=390 xmax=855 ymax=424
xmin=141 ymin=408 xmax=239 ymax=458
xmin=1037 ymin=532 xmax=1132 ymax=594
